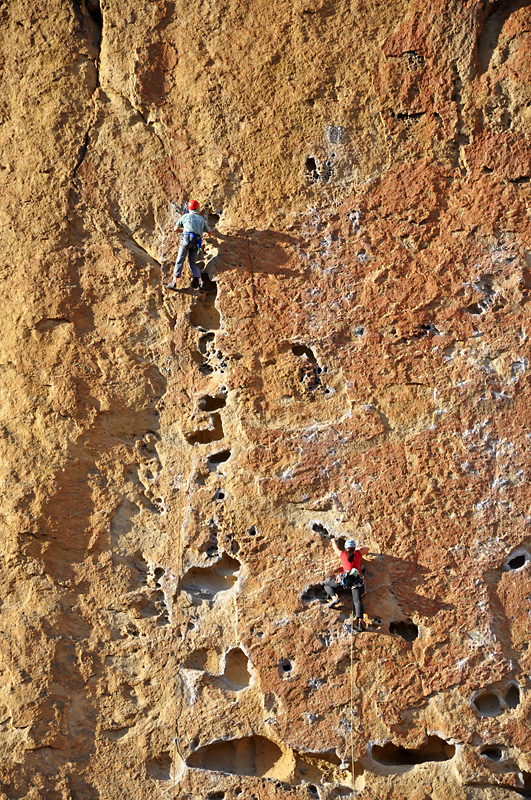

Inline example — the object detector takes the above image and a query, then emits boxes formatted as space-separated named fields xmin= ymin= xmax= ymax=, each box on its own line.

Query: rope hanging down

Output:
xmin=349 ymin=609 xmax=356 ymax=800
xmin=160 ymin=197 xmax=197 ymax=791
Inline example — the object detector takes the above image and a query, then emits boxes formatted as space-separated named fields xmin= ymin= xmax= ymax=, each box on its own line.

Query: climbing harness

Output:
xmin=338 ymin=568 xmax=364 ymax=591
xmin=182 ymin=231 xmax=202 ymax=253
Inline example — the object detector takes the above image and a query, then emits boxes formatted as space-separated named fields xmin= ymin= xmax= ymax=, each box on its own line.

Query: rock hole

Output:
xmin=224 ymin=647 xmax=251 ymax=690
xmin=198 ymin=394 xmax=227 ymax=412
xmin=371 ymin=736 xmax=455 ymax=766
xmin=505 ymin=552 xmax=529 ymax=570
xmin=207 ymin=450 xmax=231 ymax=467
xmin=301 ymin=584 xmax=328 ymax=603
xmin=306 ymin=156 xmax=319 ymax=181
xmin=480 ymin=745 xmax=503 ymax=761
xmin=504 ymin=684 xmax=520 ymax=709
xmin=279 ymin=658 xmax=293 ymax=676
xmin=200 ymin=273 xmax=218 ymax=294
xmin=248 ymin=526 xmax=258 ymax=536
xmin=389 ymin=620 xmax=418 ymax=642
xmin=473 ymin=691 xmax=501 ymax=716
xmin=199 ymin=332 xmax=215 ymax=355
xmin=199 ymin=364 xmax=214 ymax=375
xmin=181 ymin=553 xmax=241 ymax=599
xmin=292 ymin=344 xmax=317 ymax=363
xmin=311 ymin=522 xmax=330 ymax=537
xmin=187 ymin=735 xmax=284 ymax=778
xmin=307 ymin=786 xmax=319 ymax=797
xmin=154 ymin=567 xmax=165 ymax=586
xmin=146 ymin=752 xmax=172 ymax=781
xmin=185 ymin=413 xmax=224 ymax=445
xmin=190 ymin=283 xmax=220 ymax=330
xmin=86 ymin=0 xmax=103 ymax=27
xmin=329 ymin=789 xmax=352 ymax=799
xmin=404 ymin=50 xmax=425 ymax=69
xmin=213 ymin=489 xmax=225 ymax=501
xmin=465 ymin=302 xmax=488 ymax=315
xmin=206 ymin=793 xmax=225 ymax=800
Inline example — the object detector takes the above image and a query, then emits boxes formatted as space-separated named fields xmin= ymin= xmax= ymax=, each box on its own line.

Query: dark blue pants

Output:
xmin=172 ymin=240 xmax=201 ymax=280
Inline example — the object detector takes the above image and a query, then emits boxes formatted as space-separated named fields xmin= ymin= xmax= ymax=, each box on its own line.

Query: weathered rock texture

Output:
xmin=1 ymin=0 xmax=531 ymax=798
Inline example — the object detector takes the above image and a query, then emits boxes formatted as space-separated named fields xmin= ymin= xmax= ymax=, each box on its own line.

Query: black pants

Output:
xmin=324 ymin=577 xmax=364 ymax=618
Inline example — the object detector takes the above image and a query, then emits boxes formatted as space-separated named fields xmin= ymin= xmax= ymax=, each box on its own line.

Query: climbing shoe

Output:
xmin=165 ymin=281 xmax=177 ymax=290
xmin=353 ymin=619 xmax=365 ymax=633
xmin=326 ymin=595 xmax=341 ymax=608
xmin=191 ymin=277 xmax=203 ymax=289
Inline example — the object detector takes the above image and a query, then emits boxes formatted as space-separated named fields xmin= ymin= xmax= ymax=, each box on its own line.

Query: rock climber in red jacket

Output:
xmin=323 ymin=538 xmax=369 ymax=631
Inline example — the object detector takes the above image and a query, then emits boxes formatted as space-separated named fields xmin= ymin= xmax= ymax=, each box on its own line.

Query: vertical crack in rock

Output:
xmin=70 ymin=1 xmax=103 ymax=186
xmin=72 ymin=129 xmax=90 ymax=179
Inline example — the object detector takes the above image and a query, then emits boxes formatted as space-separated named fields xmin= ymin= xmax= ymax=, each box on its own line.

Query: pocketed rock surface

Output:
xmin=1 ymin=1 xmax=531 ymax=798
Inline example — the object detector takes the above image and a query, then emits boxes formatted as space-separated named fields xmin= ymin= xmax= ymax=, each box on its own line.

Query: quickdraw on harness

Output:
xmin=338 ymin=568 xmax=365 ymax=591
xmin=183 ymin=231 xmax=202 ymax=253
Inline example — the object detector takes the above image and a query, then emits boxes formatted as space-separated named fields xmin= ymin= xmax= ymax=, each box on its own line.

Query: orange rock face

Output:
xmin=1 ymin=1 xmax=531 ymax=798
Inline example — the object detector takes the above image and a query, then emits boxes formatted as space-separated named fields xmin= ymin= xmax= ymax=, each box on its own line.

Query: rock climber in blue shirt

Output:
xmin=166 ymin=200 xmax=212 ymax=290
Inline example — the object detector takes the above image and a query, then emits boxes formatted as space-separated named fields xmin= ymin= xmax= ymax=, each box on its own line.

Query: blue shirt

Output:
xmin=176 ymin=211 xmax=211 ymax=236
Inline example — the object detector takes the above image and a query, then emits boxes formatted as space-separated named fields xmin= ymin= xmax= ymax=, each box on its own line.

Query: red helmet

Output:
xmin=188 ymin=199 xmax=200 ymax=210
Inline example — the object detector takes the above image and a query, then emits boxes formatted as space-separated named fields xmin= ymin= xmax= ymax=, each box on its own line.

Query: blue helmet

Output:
xmin=345 ymin=539 xmax=356 ymax=549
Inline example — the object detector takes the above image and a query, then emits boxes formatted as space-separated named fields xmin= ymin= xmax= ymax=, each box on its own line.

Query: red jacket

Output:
xmin=340 ymin=550 xmax=361 ymax=573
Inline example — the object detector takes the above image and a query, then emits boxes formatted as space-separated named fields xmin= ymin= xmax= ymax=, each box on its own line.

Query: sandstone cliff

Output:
xmin=1 ymin=1 xmax=531 ymax=799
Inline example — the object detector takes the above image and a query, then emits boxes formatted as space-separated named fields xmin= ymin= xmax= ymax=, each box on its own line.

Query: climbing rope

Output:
xmin=165 ymin=202 xmax=181 ymax=794
xmin=323 ymin=532 xmax=357 ymax=799
xmin=349 ymin=608 xmax=356 ymax=800
xmin=159 ymin=199 xmax=194 ymax=793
